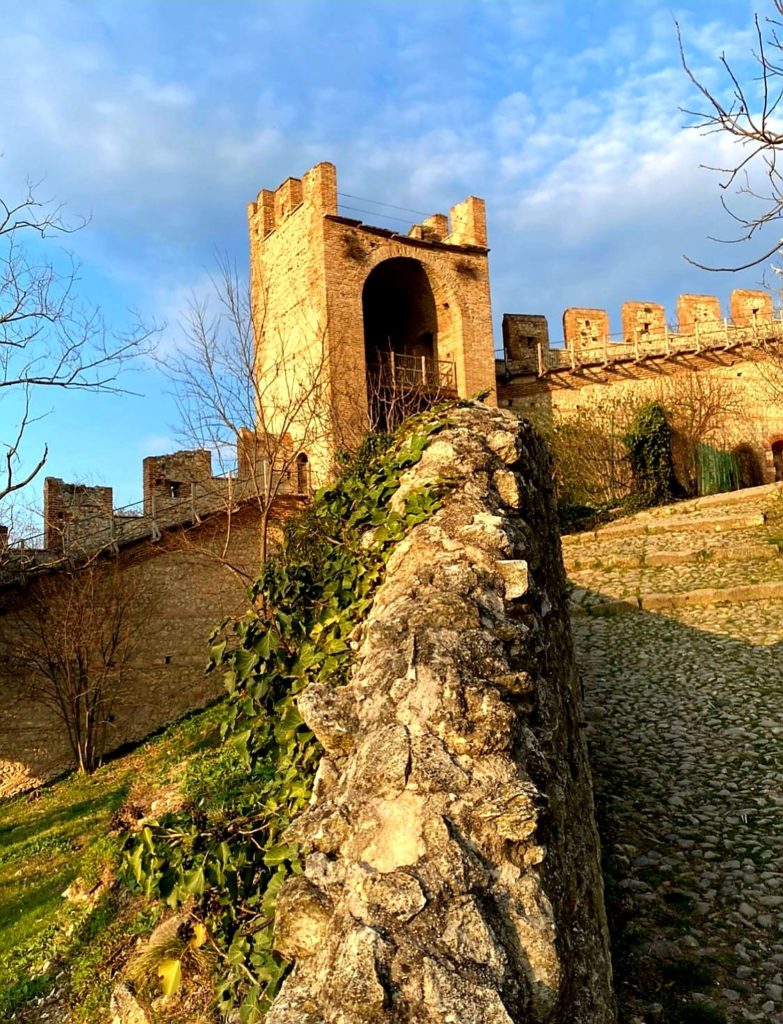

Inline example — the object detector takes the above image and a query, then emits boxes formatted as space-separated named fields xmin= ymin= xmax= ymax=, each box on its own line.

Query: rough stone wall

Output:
xmin=267 ymin=405 xmax=615 ymax=1024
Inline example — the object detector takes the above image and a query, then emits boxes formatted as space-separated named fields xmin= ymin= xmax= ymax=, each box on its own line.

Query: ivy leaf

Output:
xmin=264 ymin=842 xmax=298 ymax=867
xmin=157 ymin=957 xmax=182 ymax=999
xmin=233 ymin=648 xmax=259 ymax=678
xmin=274 ymin=704 xmax=303 ymax=745
xmin=261 ymin=865 xmax=288 ymax=918
xmin=183 ymin=864 xmax=205 ymax=896
xmin=209 ymin=639 xmax=227 ymax=663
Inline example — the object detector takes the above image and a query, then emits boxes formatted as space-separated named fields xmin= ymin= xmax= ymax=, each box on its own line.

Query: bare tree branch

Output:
xmin=0 ymin=175 xmax=157 ymax=508
xmin=678 ymin=4 xmax=783 ymax=270
xmin=158 ymin=253 xmax=332 ymax=577
xmin=1 ymin=556 xmax=143 ymax=772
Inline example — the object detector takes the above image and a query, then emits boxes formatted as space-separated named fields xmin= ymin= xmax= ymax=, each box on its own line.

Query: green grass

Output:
xmin=0 ymin=701 xmax=225 ymax=1019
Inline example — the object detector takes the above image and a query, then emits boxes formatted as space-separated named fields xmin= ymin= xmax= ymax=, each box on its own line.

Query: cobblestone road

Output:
xmin=569 ymin=485 xmax=783 ymax=1023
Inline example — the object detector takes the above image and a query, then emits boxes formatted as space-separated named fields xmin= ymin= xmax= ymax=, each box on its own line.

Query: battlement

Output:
xmin=43 ymin=479 xmax=113 ymax=552
xmin=248 ymin=161 xmax=488 ymax=251
xmin=1 ymin=433 xmax=311 ymax=571
xmin=142 ymin=449 xmax=214 ymax=515
xmin=502 ymin=289 xmax=778 ymax=376
xmin=247 ymin=161 xmax=339 ymax=240
xmin=405 ymin=195 xmax=488 ymax=249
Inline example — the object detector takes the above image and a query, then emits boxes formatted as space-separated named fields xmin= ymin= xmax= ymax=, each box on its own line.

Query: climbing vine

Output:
xmin=120 ymin=413 xmax=447 ymax=1021
xmin=622 ymin=400 xmax=677 ymax=507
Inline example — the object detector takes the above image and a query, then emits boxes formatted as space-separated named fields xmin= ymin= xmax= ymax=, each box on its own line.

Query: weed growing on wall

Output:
xmin=120 ymin=412 xmax=447 ymax=1021
xmin=623 ymin=401 xmax=677 ymax=507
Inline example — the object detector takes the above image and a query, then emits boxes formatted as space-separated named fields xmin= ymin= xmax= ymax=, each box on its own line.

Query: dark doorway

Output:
xmin=363 ymin=257 xmax=438 ymax=365
xmin=773 ymin=440 xmax=783 ymax=482
xmin=733 ymin=445 xmax=764 ymax=489
xmin=362 ymin=258 xmax=453 ymax=430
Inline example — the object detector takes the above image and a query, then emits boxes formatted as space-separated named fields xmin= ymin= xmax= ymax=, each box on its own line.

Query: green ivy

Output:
xmin=119 ymin=412 xmax=448 ymax=1021
xmin=622 ymin=401 xmax=677 ymax=507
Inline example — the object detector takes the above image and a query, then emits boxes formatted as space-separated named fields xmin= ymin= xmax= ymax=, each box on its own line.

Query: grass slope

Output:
xmin=0 ymin=702 xmax=225 ymax=1021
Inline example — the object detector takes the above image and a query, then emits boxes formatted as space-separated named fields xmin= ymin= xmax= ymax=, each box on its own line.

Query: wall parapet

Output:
xmin=266 ymin=404 xmax=615 ymax=1024
xmin=250 ymin=161 xmax=489 ymax=252
xmin=1 ymin=437 xmax=311 ymax=573
xmin=502 ymin=289 xmax=779 ymax=377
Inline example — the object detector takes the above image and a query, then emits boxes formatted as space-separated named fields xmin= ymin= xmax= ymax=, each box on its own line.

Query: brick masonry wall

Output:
xmin=249 ymin=163 xmax=498 ymax=485
xmin=0 ymin=502 xmax=296 ymax=795
xmin=498 ymin=352 xmax=783 ymax=484
xmin=322 ymin=216 xmax=497 ymax=450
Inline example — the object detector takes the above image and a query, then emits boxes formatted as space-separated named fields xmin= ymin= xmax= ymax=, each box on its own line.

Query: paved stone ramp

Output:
xmin=566 ymin=484 xmax=783 ymax=1023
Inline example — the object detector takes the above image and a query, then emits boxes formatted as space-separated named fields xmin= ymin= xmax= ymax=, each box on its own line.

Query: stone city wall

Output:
xmin=497 ymin=291 xmax=783 ymax=484
xmin=0 ymin=501 xmax=300 ymax=796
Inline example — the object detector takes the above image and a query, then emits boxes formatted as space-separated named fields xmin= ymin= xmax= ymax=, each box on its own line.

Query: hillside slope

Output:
xmin=0 ymin=702 xmax=227 ymax=1023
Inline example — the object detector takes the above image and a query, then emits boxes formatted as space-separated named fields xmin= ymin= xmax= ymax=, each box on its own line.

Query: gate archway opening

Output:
xmin=362 ymin=257 xmax=456 ymax=430
xmin=733 ymin=444 xmax=764 ymax=489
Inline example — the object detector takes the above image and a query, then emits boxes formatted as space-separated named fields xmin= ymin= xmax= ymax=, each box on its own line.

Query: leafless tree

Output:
xmin=5 ymin=557 xmax=142 ymax=773
xmin=658 ymin=369 xmax=745 ymax=445
xmin=544 ymin=393 xmax=640 ymax=508
xmin=678 ymin=3 xmax=783 ymax=271
xmin=657 ymin=370 xmax=747 ymax=493
xmin=0 ymin=177 xmax=156 ymax=507
xmin=160 ymin=255 xmax=332 ymax=576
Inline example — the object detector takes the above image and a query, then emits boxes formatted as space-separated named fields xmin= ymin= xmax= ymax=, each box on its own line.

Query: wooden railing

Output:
xmin=368 ymin=351 xmax=457 ymax=393
xmin=537 ymin=315 xmax=783 ymax=376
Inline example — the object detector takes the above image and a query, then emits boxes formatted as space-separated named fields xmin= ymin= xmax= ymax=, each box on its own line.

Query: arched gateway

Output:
xmin=362 ymin=257 xmax=459 ymax=430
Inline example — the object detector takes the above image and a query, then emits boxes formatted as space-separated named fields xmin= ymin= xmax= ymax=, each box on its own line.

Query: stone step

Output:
xmin=565 ymin=542 xmax=779 ymax=572
xmin=641 ymin=480 xmax=783 ymax=517
xmin=562 ymin=510 xmax=766 ymax=546
xmin=571 ymin=579 xmax=783 ymax=616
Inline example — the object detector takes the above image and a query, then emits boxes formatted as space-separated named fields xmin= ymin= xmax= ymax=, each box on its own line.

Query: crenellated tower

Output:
xmin=247 ymin=162 xmax=496 ymax=484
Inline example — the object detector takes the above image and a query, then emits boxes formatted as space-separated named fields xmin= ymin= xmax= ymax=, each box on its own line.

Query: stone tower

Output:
xmin=247 ymin=161 xmax=496 ymax=484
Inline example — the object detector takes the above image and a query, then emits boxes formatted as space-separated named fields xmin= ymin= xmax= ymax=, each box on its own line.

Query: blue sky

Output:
xmin=0 ymin=0 xmax=773 ymax=516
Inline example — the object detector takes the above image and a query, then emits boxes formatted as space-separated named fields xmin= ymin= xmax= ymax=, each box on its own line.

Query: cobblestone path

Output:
xmin=567 ymin=484 xmax=783 ymax=1023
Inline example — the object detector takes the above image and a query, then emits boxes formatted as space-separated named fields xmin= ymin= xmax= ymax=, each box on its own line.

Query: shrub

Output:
xmin=622 ymin=401 xmax=677 ymax=506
